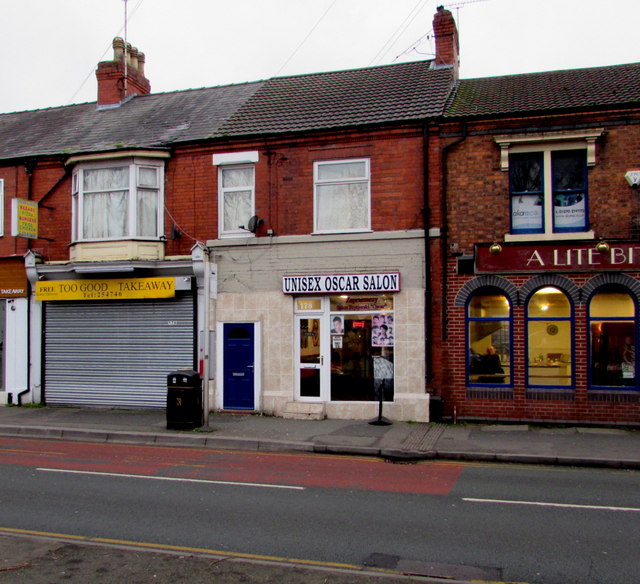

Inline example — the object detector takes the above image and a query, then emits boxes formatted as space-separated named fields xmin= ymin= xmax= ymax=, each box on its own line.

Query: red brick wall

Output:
xmin=432 ymin=110 xmax=640 ymax=424
xmin=12 ymin=124 xmax=427 ymax=262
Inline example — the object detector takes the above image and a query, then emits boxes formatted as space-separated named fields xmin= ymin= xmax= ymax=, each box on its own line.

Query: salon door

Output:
xmin=222 ymin=323 xmax=255 ymax=410
xmin=296 ymin=315 xmax=324 ymax=400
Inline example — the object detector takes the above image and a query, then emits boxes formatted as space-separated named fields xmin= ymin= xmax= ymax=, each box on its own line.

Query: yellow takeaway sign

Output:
xmin=36 ymin=277 xmax=175 ymax=301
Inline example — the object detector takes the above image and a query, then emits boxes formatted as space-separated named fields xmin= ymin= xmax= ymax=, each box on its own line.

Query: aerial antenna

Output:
xmin=123 ymin=0 xmax=128 ymax=94
xmin=443 ymin=0 xmax=488 ymax=21
xmin=443 ymin=0 xmax=488 ymax=8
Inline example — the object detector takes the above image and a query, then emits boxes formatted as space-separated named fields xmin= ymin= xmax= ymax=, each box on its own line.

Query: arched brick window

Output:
xmin=526 ymin=287 xmax=573 ymax=387
xmin=589 ymin=287 xmax=637 ymax=389
xmin=467 ymin=288 xmax=512 ymax=386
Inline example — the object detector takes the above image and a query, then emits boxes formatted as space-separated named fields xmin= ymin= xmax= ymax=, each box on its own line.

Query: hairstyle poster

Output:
xmin=372 ymin=313 xmax=394 ymax=347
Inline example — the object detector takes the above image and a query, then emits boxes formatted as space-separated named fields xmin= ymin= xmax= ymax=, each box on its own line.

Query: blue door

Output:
xmin=223 ymin=323 xmax=255 ymax=410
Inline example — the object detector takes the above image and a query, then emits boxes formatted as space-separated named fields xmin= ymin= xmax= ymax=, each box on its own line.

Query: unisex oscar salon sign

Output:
xmin=36 ymin=277 xmax=175 ymax=301
xmin=476 ymin=242 xmax=640 ymax=273
xmin=283 ymin=272 xmax=400 ymax=294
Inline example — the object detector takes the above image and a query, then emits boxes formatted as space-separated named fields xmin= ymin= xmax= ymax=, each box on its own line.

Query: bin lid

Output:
xmin=168 ymin=369 xmax=200 ymax=380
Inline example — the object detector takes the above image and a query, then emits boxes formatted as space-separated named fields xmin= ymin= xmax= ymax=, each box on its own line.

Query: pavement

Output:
xmin=0 ymin=405 xmax=639 ymax=469
xmin=1 ymin=406 xmax=639 ymax=584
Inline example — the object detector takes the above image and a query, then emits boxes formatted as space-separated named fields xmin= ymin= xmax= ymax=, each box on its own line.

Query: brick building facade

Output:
xmin=0 ymin=7 xmax=638 ymax=425
xmin=433 ymin=65 xmax=640 ymax=425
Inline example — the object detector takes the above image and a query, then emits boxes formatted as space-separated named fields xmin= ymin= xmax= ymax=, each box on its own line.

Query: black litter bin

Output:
xmin=429 ymin=395 xmax=444 ymax=423
xmin=167 ymin=370 xmax=203 ymax=430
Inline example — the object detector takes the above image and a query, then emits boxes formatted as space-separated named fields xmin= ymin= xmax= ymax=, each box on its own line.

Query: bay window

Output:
xmin=72 ymin=159 xmax=163 ymax=241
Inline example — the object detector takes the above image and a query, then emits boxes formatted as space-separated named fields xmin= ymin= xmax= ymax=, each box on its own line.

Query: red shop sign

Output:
xmin=475 ymin=241 xmax=640 ymax=273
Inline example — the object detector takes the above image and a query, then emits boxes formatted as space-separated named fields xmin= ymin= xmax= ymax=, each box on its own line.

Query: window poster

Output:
xmin=554 ymin=192 xmax=586 ymax=230
xmin=372 ymin=313 xmax=394 ymax=347
xmin=511 ymin=194 xmax=543 ymax=232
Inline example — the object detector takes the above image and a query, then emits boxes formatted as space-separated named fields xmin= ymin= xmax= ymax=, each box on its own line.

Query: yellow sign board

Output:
xmin=36 ymin=277 xmax=175 ymax=301
xmin=11 ymin=199 xmax=38 ymax=239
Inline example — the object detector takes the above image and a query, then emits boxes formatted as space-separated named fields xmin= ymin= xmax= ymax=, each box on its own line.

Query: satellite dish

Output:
xmin=247 ymin=215 xmax=264 ymax=233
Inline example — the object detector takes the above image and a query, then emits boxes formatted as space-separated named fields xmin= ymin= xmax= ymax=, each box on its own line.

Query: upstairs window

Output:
xmin=72 ymin=159 xmax=164 ymax=241
xmin=496 ymin=129 xmax=603 ymax=241
xmin=219 ymin=165 xmax=255 ymax=237
xmin=213 ymin=151 xmax=259 ymax=238
xmin=510 ymin=149 xmax=587 ymax=235
xmin=314 ymin=159 xmax=370 ymax=233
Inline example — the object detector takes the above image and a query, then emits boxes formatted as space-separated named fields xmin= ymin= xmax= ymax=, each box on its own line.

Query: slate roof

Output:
xmin=0 ymin=60 xmax=454 ymax=162
xmin=446 ymin=62 xmax=640 ymax=118
xmin=214 ymin=61 xmax=455 ymax=137
xmin=2 ymin=59 xmax=639 ymax=162
xmin=0 ymin=82 xmax=263 ymax=161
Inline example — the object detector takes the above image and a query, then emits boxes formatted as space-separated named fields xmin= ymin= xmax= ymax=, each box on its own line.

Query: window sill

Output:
xmin=69 ymin=240 xmax=165 ymax=262
xmin=312 ymin=229 xmax=373 ymax=236
xmin=504 ymin=230 xmax=594 ymax=243
xmin=218 ymin=232 xmax=255 ymax=239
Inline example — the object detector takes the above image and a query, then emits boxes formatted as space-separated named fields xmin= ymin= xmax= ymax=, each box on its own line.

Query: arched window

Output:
xmin=526 ymin=287 xmax=572 ymax=386
xmin=589 ymin=289 xmax=637 ymax=388
xmin=467 ymin=290 xmax=511 ymax=385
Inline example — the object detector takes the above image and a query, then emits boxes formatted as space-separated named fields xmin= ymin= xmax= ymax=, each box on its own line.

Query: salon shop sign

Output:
xmin=283 ymin=272 xmax=400 ymax=294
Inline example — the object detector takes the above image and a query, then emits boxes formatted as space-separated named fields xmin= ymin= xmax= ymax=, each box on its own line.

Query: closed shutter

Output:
xmin=44 ymin=296 xmax=194 ymax=408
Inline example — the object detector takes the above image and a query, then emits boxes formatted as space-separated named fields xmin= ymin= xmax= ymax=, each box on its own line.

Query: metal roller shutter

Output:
xmin=44 ymin=296 xmax=194 ymax=408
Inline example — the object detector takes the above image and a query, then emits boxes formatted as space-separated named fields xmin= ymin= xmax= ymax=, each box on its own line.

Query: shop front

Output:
xmin=210 ymin=232 xmax=429 ymax=422
xmin=32 ymin=269 xmax=198 ymax=408
xmin=285 ymin=272 xmax=406 ymax=418
xmin=448 ymin=241 xmax=640 ymax=424
xmin=0 ymin=257 xmax=29 ymax=404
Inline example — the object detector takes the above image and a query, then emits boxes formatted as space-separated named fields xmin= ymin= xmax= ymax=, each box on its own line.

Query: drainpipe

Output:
xmin=422 ymin=123 xmax=434 ymax=384
xmin=440 ymin=123 xmax=467 ymax=342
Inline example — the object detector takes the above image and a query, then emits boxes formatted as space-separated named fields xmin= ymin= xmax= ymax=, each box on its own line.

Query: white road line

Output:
xmin=463 ymin=497 xmax=640 ymax=513
xmin=37 ymin=468 xmax=305 ymax=490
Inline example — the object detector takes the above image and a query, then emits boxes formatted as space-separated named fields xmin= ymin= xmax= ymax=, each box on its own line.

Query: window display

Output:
xmin=589 ymin=290 xmax=636 ymax=388
xmin=527 ymin=287 xmax=572 ymax=386
xmin=467 ymin=292 xmax=511 ymax=384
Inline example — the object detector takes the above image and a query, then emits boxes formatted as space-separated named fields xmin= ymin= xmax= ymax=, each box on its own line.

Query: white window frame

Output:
xmin=313 ymin=158 xmax=371 ymax=234
xmin=495 ymin=130 xmax=603 ymax=242
xmin=213 ymin=151 xmax=259 ymax=239
xmin=71 ymin=157 xmax=164 ymax=242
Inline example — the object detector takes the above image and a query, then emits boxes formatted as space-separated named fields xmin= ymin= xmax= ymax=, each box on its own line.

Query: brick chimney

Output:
xmin=433 ymin=6 xmax=459 ymax=79
xmin=96 ymin=37 xmax=151 ymax=107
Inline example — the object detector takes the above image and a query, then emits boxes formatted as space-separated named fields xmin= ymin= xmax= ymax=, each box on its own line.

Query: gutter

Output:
xmin=422 ymin=122 xmax=434 ymax=383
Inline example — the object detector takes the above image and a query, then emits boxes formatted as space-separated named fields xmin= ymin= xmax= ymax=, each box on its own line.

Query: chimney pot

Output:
xmin=113 ymin=37 xmax=125 ymax=61
xmin=130 ymin=47 xmax=140 ymax=70
xmin=96 ymin=37 xmax=151 ymax=107
xmin=137 ymin=52 xmax=146 ymax=76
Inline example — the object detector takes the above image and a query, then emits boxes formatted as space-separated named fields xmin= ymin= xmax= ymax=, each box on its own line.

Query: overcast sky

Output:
xmin=2 ymin=0 xmax=638 ymax=114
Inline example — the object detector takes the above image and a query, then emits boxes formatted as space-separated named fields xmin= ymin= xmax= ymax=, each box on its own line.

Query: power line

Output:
xmin=274 ymin=0 xmax=338 ymax=77
xmin=369 ymin=0 xmax=430 ymax=67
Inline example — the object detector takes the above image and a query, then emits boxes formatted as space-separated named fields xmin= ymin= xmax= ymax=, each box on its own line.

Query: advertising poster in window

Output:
xmin=372 ymin=314 xmax=394 ymax=347
xmin=511 ymin=194 xmax=543 ymax=232
xmin=554 ymin=193 xmax=586 ymax=230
